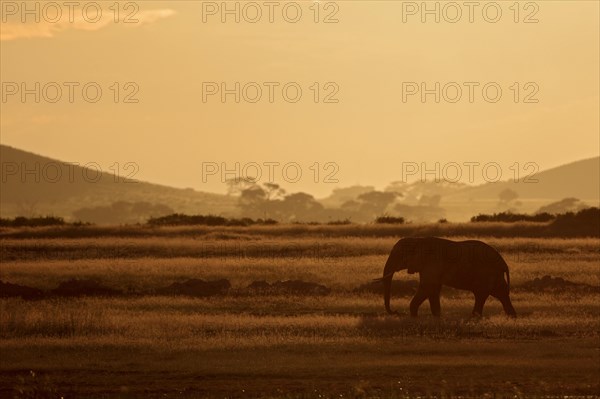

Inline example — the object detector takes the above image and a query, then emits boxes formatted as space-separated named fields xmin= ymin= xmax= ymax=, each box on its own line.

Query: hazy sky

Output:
xmin=1 ymin=1 xmax=598 ymax=197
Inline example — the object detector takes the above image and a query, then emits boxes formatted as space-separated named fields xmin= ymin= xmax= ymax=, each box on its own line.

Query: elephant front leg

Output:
xmin=472 ymin=292 xmax=489 ymax=317
xmin=428 ymin=288 xmax=442 ymax=317
xmin=409 ymin=287 xmax=429 ymax=317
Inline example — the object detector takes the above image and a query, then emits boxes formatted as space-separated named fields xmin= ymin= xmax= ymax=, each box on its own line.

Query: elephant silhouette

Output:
xmin=377 ymin=237 xmax=516 ymax=318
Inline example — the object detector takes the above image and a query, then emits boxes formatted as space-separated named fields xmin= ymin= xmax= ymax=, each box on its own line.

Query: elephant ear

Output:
xmin=404 ymin=243 xmax=421 ymax=274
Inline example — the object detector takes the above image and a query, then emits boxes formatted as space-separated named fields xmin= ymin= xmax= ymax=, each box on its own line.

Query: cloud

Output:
xmin=135 ymin=9 xmax=177 ymax=25
xmin=1 ymin=8 xmax=176 ymax=41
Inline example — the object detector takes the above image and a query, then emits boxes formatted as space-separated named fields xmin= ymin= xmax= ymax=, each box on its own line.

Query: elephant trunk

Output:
xmin=383 ymin=271 xmax=394 ymax=314
xmin=378 ymin=244 xmax=402 ymax=315
xmin=381 ymin=253 xmax=398 ymax=314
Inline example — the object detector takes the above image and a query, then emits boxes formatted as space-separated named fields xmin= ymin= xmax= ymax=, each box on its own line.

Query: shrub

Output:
xmin=327 ymin=219 xmax=352 ymax=225
xmin=550 ymin=207 xmax=599 ymax=236
xmin=0 ymin=216 xmax=65 ymax=227
xmin=470 ymin=212 xmax=554 ymax=223
xmin=374 ymin=216 xmax=405 ymax=224
xmin=146 ymin=214 xmax=278 ymax=226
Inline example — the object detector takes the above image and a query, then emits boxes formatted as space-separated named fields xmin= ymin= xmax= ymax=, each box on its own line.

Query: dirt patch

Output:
xmin=0 ymin=281 xmax=44 ymax=299
xmin=246 ymin=280 xmax=331 ymax=295
xmin=246 ymin=280 xmax=272 ymax=293
xmin=354 ymin=280 xmax=419 ymax=296
xmin=518 ymin=275 xmax=598 ymax=293
xmin=156 ymin=279 xmax=231 ymax=297
xmin=52 ymin=279 xmax=122 ymax=297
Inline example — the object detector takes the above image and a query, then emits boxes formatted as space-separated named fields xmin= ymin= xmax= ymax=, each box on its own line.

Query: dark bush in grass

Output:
xmin=52 ymin=279 xmax=121 ymax=297
xmin=156 ymin=278 xmax=231 ymax=297
xmin=327 ymin=219 xmax=352 ymax=225
xmin=0 ymin=280 xmax=44 ymax=299
xmin=147 ymin=213 xmax=278 ymax=226
xmin=550 ymin=207 xmax=600 ymax=236
xmin=374 ymin=216 xmax=405 ymax=224
xmin=470 ymin=212 xmax=555 ymax=223
xmin=0 ymin=216 xmax=66 ymax=227
xmin=147 ymin=214 xmax=227 ymax=226
xmin=468 ymin=208 xmax=599 ymax=237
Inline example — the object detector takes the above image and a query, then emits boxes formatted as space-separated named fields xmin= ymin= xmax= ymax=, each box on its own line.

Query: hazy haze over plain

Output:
xmin=1 ymin=1 xmax=598 ymax=197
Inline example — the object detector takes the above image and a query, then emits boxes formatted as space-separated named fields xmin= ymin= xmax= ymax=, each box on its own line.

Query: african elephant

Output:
xmin=378 ymin=237 xmax=516 ymax=317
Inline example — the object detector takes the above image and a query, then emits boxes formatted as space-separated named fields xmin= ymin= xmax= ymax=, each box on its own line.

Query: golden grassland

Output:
xmin=0 ymin=221 xmax=582 ymax=240
xmin=0 ymin=225 xmax=599 ymax=397
xmin=1 ymin=254 xmax=600 ymax=291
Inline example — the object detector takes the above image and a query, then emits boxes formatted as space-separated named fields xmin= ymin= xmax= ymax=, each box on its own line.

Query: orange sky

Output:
xmin=1 ymin=1 xmax=598 ymax=197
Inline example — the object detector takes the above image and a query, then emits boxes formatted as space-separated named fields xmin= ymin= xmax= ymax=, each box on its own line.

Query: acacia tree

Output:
xmin=279 ymin=192 xmax=324 ymax=222
xmin=498 ymin=188 xmax=518 ymax=204
xmin=357 ymin=191 xmax=398 ymax=219
xmin=225 ymin=177 xmax=257 ymax=196
xmin=239 ymin=185 xmax=267 ymax=218
xmin=263 ymin=183 xmax=286 ymax=200
xmin=498 ymin=188 xmax=521 ymax=211
xmin=238 ymin=183 xmax=285 ymax=219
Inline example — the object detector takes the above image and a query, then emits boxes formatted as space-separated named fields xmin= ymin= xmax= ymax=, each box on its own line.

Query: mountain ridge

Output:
xmin=0 ymin=145 xmax=238 ymax=219
xmin=1 ymin=144 xmax=598 ymax=221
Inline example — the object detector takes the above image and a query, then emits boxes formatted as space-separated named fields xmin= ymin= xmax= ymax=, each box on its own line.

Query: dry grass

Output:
xmin=0 ymin=222 xmax=542 ymax=238
xmin=0 ymin=227 xmax=599 ymax=397
xmin=3 ymin=220 xmax=596 ymax=240
xmin=1 ymin=252 xmax=599 ymax=291
xmin=1 ymin=295 xmax=598 ymax=344
xmin=2 ymin=236 xmax=599 ymax=262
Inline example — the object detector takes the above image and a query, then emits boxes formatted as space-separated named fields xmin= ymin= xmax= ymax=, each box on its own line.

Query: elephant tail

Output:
xmin=496 ymin=251 xmax=511 ymax=291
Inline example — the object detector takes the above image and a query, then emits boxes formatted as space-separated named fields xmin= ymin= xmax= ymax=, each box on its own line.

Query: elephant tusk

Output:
xmin=373 ymin=272 xmax=395 ymax=283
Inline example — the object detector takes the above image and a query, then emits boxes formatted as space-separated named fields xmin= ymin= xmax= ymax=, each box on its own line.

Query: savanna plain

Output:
xmin=0 ymin=224 xmax=599 ymax=398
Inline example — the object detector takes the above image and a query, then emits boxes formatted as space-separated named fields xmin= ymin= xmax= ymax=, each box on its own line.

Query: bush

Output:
xmin=327 ymin=219 xmax=352 ymax=225
xmin=468 ymin=208 xmax=599 ymax=237
xmin=0 ymin=216 xmax=65 ymax=227
xmin=375 ymin=216 xmax=405 ymax=224
xmin=470 ymin=212 xmax=554 ymax=223
xmin=146 ymin=214 xmax=278 ymax=226
xmin=147 ymin=214 xmax=232 ymax=226
xmin=550 ymin=207 xmax=599 ymax=236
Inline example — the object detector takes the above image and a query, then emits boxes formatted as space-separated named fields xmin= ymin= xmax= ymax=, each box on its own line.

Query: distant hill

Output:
xmin=317 ymin=157 xmax=600 ymax=222
xmin=439 ymin=157 xmax=600 ymax=220
xmin=0 ymin=145 xmax=237 ymax=221
xmin=446 ymin=157 xmax=599 ymax=201
xmin=2 ymin=145 xmax=598 ymax=223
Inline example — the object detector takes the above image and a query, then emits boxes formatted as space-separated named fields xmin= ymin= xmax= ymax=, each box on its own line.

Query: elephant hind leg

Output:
xmin=472 ymin=292 xmax=489 ymax=317
xmin=428 ymin=285 xmax=442 ymax=317
xmin=410 ymin=288 xmax=429 ymax=317
xmin=492 ymin=282 xmax=517 ymax=318
xmin=494 ymin=293 xmax=517 ymax=318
